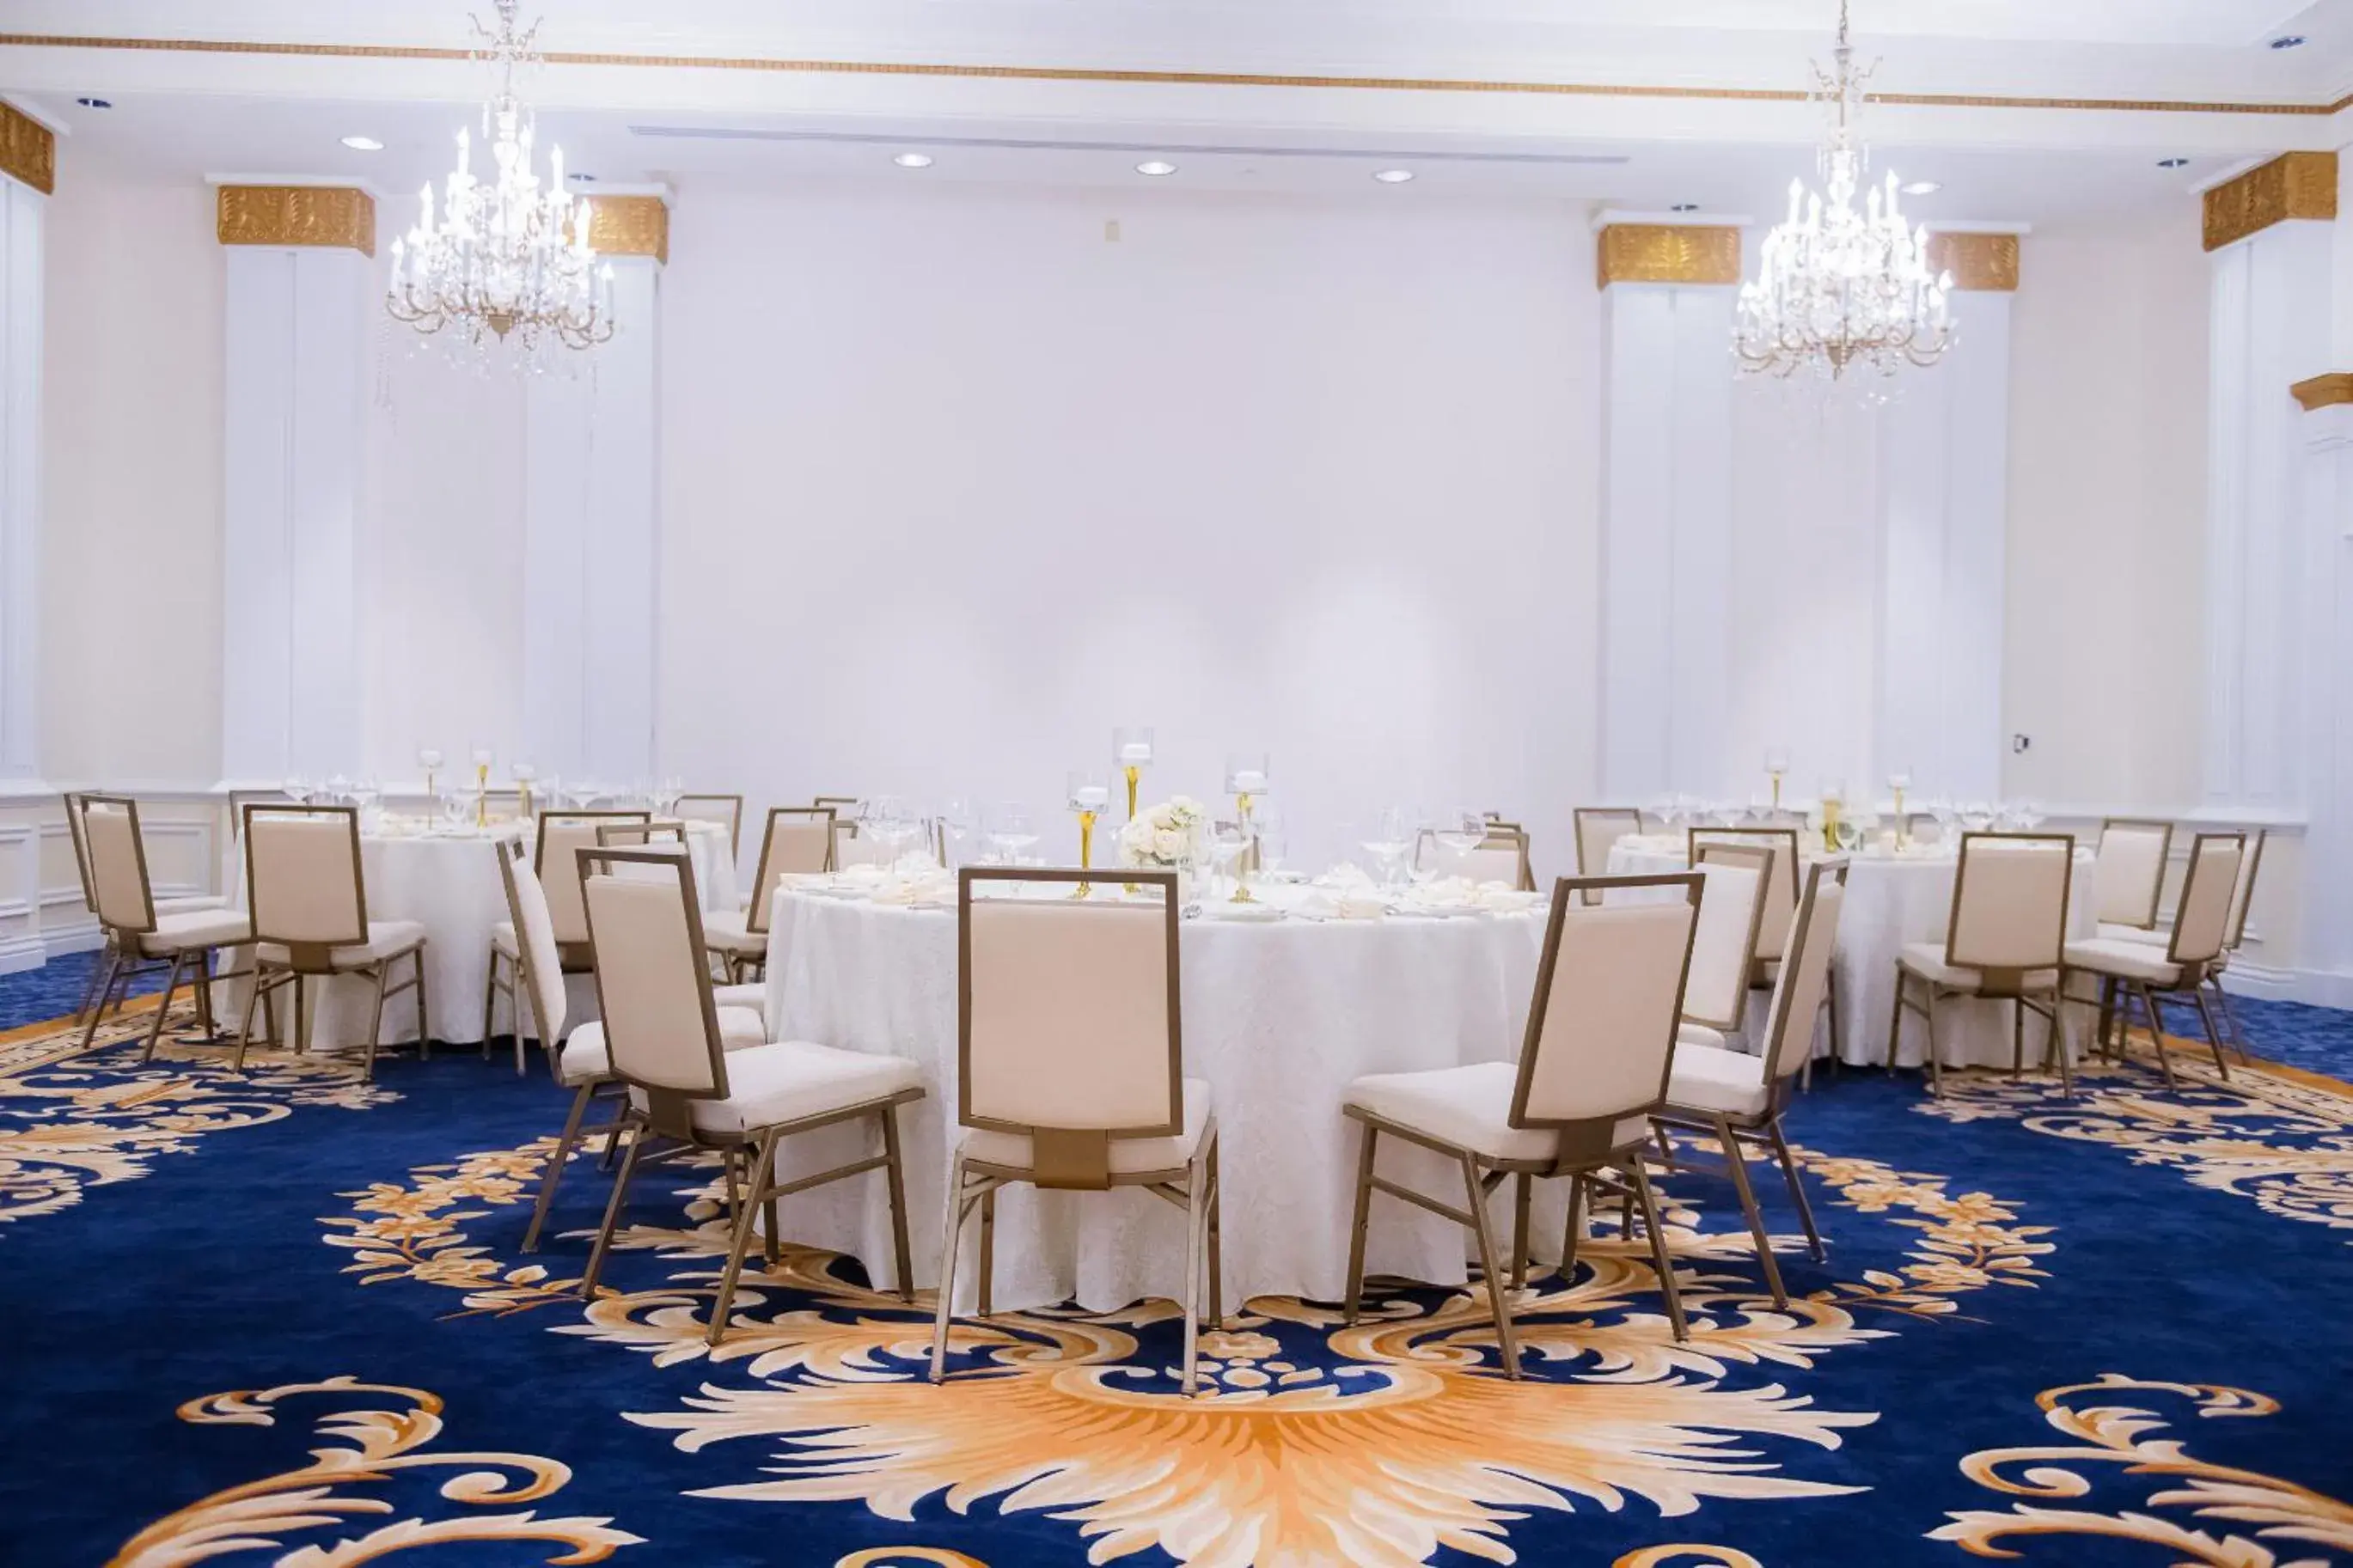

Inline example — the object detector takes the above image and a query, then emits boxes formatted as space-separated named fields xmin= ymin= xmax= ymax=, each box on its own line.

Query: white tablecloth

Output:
xmin=1607 ymin=835 xmax=2099 ymax=1069
xmin=761 ymin=887 xmax=1559 ymax=1313
xmin=217 ymin=820 xmax=741 ymax=1050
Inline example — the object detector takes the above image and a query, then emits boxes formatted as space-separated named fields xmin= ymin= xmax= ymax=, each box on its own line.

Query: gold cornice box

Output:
xmin=2292 ymin=372 xmax=2353 ymax=412
xmin=0 ymin=101 xmax=55 ymax=194
xmin=217 ymin=185 xmax=376 ymax=255
xmin=2203 ymin=151 xmax=2337 ymax=253
xmin=1596 ymin=223 xmax=1741 ymax=288
xmin=587 ymin=194 xmax=668 ymax=264
xmin=1925 ymin=232 xmax=2020 ymax=292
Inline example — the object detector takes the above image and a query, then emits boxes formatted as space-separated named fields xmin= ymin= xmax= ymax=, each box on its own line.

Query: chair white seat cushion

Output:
xmin=1344 ymin=1060 xmax=1647 ymax=1163
xmin=2098 ymin=921 xmax=2171 ymax=945
xmin=700 ymin=911 xmax=767 ymax=957
xmin=1898 ymin=943 xmax=2058 ymax=992
xmin=258 ymin=919 xmax=427 ymax=969
xmin=492 ymin=920 xmax=519 ymax=958
xmin=1664 ymin=1041 xmax=1771 ymax=1119
xmin=155 ymin=894 xmax=229 ymax=918
xmin=559 ymin=1006 xmax=770 ymax=1083
xmin=647 ymin=1040 xmax=920 ymax=1138
xmin=136 ymin=906 xmax=253 ymax=955
xmin=960 ymin=1078 xmax=1213 ymax=1175
xmin=2063 ymin=937 xmax=2184 ymax=985
xmin=1678 ymin=1022 xmax=1731 ymax=1052
xmin=711 ymin=983 xmax=767 ymax=1016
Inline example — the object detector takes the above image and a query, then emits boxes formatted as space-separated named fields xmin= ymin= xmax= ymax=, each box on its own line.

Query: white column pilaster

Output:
xmin=0 ymin=111 xmax=52 ymax=784
xmin=523 ymin=198 xmax=663 ymax=788
xmin=217 ymin=184 xmax=374 ymax=784
xmin=2298 ymin=404 xmax=2353 ymax=1001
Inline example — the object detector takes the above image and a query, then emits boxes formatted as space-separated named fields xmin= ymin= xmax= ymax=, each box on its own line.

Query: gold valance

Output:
xmin=1596 ymin=223 xmax=1741 ymax=289
xmin=0 ymin=101 xmax=54 ymax=194
xmin=216 ymin=185 xmax=376 ymax=255
xmin=2203 ymin=152 xmax=2337 ymax=253
xmin=2291 ymin=373 xmax=2353 ymax=412
xmin=1925 ymin=232 xmax=2020 ymax=292
xmin=587 ymin=195 xmax=668 ymax=264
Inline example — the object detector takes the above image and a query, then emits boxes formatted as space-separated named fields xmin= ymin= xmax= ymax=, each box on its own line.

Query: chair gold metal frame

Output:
xmin=673 ymin=794 xmax=745 ymax=857
xmin=1889 ymin=832 xmax=2075 ymax=1097
xmin=1686 ymin=825 xmax=1842 ymax=1078
xmin=2070 ymin=832 xmax=2245 ymax=1091
xmin=712 ymin=806 xmax=838 ymax=984
xmin=1572 ymin=808 xmax=1645 ymax=905
xmin=1342 ymin=872 xmax=1705 ymax=1374
xmin=68 ymin=793 xmax=251 ymax=1060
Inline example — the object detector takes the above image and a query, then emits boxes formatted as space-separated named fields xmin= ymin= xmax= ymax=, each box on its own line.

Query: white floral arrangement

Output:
xmin=1117 ymin=796 xmax=1207 ymax=869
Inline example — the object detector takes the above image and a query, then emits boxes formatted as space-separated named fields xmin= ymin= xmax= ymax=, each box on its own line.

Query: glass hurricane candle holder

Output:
xmin=416 ymin=747 xmax=443 ymax=810
xmin=1112 ymin=727 xmax=1155 ymax=820
xmin=1763 ymin=747 xmax=1791 ymax=811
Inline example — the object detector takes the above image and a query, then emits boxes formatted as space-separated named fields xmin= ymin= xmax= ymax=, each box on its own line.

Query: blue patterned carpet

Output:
xmin=0 ymin=945 xmax=169 ymax=1024
xmin=2227 ymin=993 xmax=2353 ymax=1083
xmin=2 ymin=976 xmax=2350 ymax=1567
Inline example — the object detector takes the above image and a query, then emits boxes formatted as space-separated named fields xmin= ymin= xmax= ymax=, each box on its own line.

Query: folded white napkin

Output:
xmin=1313 ymin=863 xmax=1377 ymax=892
xmin=868 ymin=870 xmax=956 ymax=907
xmin=1297 ymin=890 xmax=1387 ymax=920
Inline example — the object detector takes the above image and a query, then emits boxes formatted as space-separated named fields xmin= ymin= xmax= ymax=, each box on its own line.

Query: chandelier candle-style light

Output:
xmin=385 ymin=0 xmax=614 ymax=356
xmin=1733 ymin=0 xmax=1954 ymax=381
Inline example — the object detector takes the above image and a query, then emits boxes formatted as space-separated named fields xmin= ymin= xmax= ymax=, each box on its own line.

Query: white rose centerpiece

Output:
xmin=1117 ymin=796 xmax=1207 ymax=869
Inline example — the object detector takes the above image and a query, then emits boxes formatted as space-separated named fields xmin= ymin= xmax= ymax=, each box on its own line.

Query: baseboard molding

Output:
xmin=41 ymin=924 xmax=102 ymax=961
xmin=2228 ymin=962 xmax=2353 ymax=1009
xmin=0 ymin=933 xmax=47 ymax=975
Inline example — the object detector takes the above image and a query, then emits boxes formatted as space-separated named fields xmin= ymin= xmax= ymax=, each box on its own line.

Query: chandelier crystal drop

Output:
xmin=1733 ymin=0 xmax=1953 ymax=381
xmin=385 ymin=0 xmax=614 ymax=357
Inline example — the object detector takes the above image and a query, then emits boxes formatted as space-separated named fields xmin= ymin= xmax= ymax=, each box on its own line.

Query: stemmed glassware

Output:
xmin=860 ymin=796 xmax=920 ymax=872
xmin=1066 ymin=771 xmax=1111 ymax=893
xmin=1435 ymin=808 xmax=1487 ymax=878
xmin=438 ymin=787 xmax=471 ymax=833
xmin=983 ymin=802 xmax=1039 ymax=867
xmin=1360 ymin=805 xmax=1415 ymax=889
xmin=1763 ymin=747 xmax=1791 ymax=812
xmin=1818 ymin=779 xmax=1848 ymax=852
xmin=936 ymin=797 xmax=974 ymax=868
xmin=284 ymin=773 xmax=315 ymax=807
xmin=415 ymin=747 xmax=443 ymax=811
xmin=1207 ymin=817 xmax=1250 ymax=902
xmin=654 ymin=776 xmax=685 ymax=816
xmin=1886 ymin=766 xmax=1913 ymax=848
xmin=1113 ymin=727 xmax=1154 ymax=821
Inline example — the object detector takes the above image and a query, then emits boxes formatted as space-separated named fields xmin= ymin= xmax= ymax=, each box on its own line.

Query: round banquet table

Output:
xmin=1606 ymin=834 xmax=2099 ymax=1070
xmin=759 ymin=885 xmax=1569 ymax=1314
xmin=216 ymin=817 xmax=740 ymax=1051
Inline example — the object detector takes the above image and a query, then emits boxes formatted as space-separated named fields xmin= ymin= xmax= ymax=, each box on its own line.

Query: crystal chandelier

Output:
xmin=385 ymin=0 xmax=614 ymax=355
xmin=1733 ymin=0 xmax=1953 ymax=381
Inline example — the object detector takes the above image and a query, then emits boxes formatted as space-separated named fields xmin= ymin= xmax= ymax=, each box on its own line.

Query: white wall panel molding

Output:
xmin=220 ymin=244 xmax=368 ymax=783
xmin=523 ymin=255 xmax=660 ymax=786
xmin=0 ymin=819 xmax=37 ymax=973
xmin=0 ymin=176 xmax=42 ymax=784
xmin=2295 ymin=400 xmax=2353 ymax=1000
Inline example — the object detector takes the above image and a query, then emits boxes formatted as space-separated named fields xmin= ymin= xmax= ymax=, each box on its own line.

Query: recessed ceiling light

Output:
xmin=75 ymin=96 xmax=111 ymax=110
xmin=1373 ymin=168 xmax=1415 ymax=184
xmin=340 ymin=135 xmax=384 ymax=151
xmin=2270 ymin=34 xmax=2307 ymax=49
xmin=893 ymin=152 xmax=933 ymax=168
xmin=2157 ymin=156 xmax=2192 ymax=169
xmin=1135 ymin=160 xmax=1178 ymax=177
xmin=1900 ymin=180 xmax=1941 ymax=195
xmin=1669 ymin=202 xmax=1699 ymax=211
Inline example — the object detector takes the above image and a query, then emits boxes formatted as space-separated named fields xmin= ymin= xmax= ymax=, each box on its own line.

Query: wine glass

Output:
xmin=861 ymin=796 xmax=920 ymax=871
xmin=352 ymin=774 xmax=382 ymax=827
xmin=1207 ymin=817 xmax=1250 ymax=901
xmin=1435 ymin=808 xmax=1487 ymax=878
xmin=2014 ymin=799 xmax=2045 ymax=830
xmin=284 ymin=773 xmax=314 ymax=807
xmin=1256 ymin=823 xmax=1291 ymax=882
xmin=984 ymin=802 xmax=1038 ymax=866
xmin=1360 ymin=805 xmax=1415 ymax=889
xmin=438 ymin=787 xmax=470 ymax=833
xmin=654 ymin=775 xmax=685 ymax=816
xmin=937 ymin=796 xmax=975 ymax=868
xmin=1112 ymin=727 xmax=1154 ymax=820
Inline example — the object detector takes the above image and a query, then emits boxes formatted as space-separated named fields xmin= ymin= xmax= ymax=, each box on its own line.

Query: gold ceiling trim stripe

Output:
xmin=2202 ymin=150 xmax=2338 ymax=252
xmin=0 ymin=99 xmax=55 ymax=194
xmin=217 ymin=184 xmax=376 ymax=255
xmin=0 ymin=31 xmax=2341 ymax=115
xmin=1596 ymin=223 xmax=1741 ymax=288
xmin=587 ymin=194 xmax=667 ymax=263
xmin=1925 ymin=231 xmax=2020 ymax=292
xmin=2291 ymin=373 xmax=2353 ymax=412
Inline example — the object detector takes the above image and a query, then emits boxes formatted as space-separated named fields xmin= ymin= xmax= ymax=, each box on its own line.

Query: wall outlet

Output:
xmin=2011 ymin=733 xmax=2032 ymax=753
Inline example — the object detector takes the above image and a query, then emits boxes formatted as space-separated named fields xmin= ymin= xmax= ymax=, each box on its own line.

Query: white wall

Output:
xmin=2002 ymin=210 xmax=2209 ymax=812
xmin=41 ymin=158 xmax=223 ymax=788
xmin=657 ymin=183 xmax=1603 ymax=870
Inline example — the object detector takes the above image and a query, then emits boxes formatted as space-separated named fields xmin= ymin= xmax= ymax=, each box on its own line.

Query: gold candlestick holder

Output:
xmin=1821 ymin=798 xmax=1843 ymax=853
xmin=475 ymin=764 xmax=489 ymax=828
xmin=1124 ymin=766 xmax=1140 ymax=821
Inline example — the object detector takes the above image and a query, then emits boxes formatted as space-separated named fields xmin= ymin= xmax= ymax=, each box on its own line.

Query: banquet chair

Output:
xmin=674 ymin=794 xmax=745 ymax=858
xmin=1901 ymin=812 xmax=1946 ymax=847
xmin=2092 ymin=817 xmax=2174 ymax=936
xmin=2112 ymin=828 xmax=2266 ymax=1066
xmin=2063 ymin=832 xmax=2244 ymax=1090
xmin=1656 ymin=861 xmax=1846 ymax=1309
xmin=930 ymin=868 xmax=1221 ymax=1391
xmin=573 ymin=846 xmax=920 ymax=1348
xmin=1341 ymin=873 xmax=1704 ymax=1370
xmin=532 ymin=811 xmax=651 ymax=971
xmin=703 ymin=807 xmax=837 ymax=983
xmin=63 ymin=791 xmax=234 ymax=1037
xmin=1679 ymin=844 xmax=1773 ymax=1045
xmin=1573 ymin=808 xmax=1645 ymax=905
xmin=1889 ymin=832 xmax=2074 ymax=1097
xmin=814 ymin=795 xmax=860 ymax=815
xmin=596 ymin=821 xmax=688 ymax=848
xmin=1688 ymin=826 xmax=1841 ymax=1077
xmin=238 ymin=802 xmax=429 ymax=1081
xmin=68 ymin=794 xmax=252 ymax=1060
xmin=502 ymin=841 xmax=773 ymax=1251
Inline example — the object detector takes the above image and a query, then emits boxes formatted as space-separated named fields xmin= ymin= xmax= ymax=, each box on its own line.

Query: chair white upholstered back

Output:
xmin=1947 ymin=833 xmax=2073 ymax=972
xmin=596 ymin=821 xmax=687 ymax=848
xmin=246 ymin=806 xmax=368 ymax=949
xmin=1688 ymin=828 xmax=1800 ymax=962
xmin=535 ymin=813 xmax=650 ymax=946
xmin=1513 ymin=876 xmax=1701 ymax=1130
xmin=2093 ymin=818 xmax=2173 ymax=929
xmin=497 ymin=840 xmax=567 ymax=1043
xmin=581 ymin=851 xmax=724 ymax=1096
xmin=1572 ymin=808 xmax=1644 ymax=905
xmin=78 ymin=796 xmax=156 ymax=934
xmin=1760 ymin=862 xmax=1847 ymax=1085
xmin=1683 ymin=844 xmax=1771 ymax=1031
xmin=674 ymin=794 xmax=744 ymax=857
xmin=748 ymin=808 xmax=837 ymax=934
xmin=2168 ymin=834 xmax=2245 ymax=969
xmin=960 ymin=869 xmax=1181 ymax=1137
xmin=2224 ymin=829 xmax=2267 ymax=952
